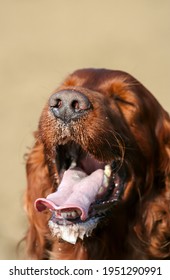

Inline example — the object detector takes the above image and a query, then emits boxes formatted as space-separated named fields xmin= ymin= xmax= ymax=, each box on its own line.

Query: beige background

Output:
xmin=0 ymin=0 xmax=170 ymax=259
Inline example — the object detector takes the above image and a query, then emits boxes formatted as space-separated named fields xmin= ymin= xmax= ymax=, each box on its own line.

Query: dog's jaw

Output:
xmin=48 ymin=216 xmax=100 ymax=244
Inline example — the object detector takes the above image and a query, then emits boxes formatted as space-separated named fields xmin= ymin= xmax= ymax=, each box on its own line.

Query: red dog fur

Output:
xmin=25 ymin=68 xmax=170 ymax=259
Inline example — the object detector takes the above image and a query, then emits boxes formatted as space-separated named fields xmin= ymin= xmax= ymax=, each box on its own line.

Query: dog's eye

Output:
xmin=114 ymin=96 xmax=135 ymax=107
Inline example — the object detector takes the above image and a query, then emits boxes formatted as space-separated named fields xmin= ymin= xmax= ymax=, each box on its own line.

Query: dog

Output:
xmin=25 ymin=68 xmax=170 ymax=259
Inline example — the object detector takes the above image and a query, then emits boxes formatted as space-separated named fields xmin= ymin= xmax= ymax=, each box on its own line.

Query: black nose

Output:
xmin=49 ymin=90 xmax=92 ymax=122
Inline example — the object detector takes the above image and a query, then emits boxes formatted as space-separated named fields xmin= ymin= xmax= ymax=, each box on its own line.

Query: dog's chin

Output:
xmin=48 ymin=215 xmax=101 ymax=244
xmin=48 ymin=196 xmax=116 ymax=244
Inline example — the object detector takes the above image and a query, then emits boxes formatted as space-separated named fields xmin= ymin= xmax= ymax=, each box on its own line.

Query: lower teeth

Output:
xmin=58 ymin=209 xmax=81 ymax=220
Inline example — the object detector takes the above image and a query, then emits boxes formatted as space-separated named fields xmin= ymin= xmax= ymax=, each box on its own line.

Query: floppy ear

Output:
xmin=25 ymin=134 xmax=54 ymax=259
xmin=156 ymin=110 xmax=170 ymax=182
xmin=133 ymin=109 xmax=170 ymax=259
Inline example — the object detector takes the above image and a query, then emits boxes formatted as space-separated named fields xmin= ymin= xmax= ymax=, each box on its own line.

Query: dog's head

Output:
xmin=29 ymin=69 xmax=170 ymax=247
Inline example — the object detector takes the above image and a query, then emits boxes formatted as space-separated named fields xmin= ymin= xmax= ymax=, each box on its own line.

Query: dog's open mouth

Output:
xmin=34 ymin=141 xmax=124 ymax=244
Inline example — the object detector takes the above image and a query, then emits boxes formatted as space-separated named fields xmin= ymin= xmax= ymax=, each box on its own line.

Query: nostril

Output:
xmin=71 ymin=100 xmax=80 ymax=111
xmin=55 ymin=99 xmax=62 ymax=109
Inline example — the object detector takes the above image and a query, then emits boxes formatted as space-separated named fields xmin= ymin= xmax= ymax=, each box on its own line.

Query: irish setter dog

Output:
xmin=25 ymin=68 xmax=170 ymax=259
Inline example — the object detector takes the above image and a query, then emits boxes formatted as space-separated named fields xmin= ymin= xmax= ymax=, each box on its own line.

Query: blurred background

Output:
xmin=0 ymin=0 xmax=170 ymax=259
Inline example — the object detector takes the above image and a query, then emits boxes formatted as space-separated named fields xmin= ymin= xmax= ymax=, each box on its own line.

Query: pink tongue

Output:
xmin=35 ymin=168 xmax=104 ymax=221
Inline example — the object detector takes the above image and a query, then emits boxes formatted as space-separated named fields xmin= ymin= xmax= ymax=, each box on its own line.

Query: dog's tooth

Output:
xmin=76 ymin=209 xmax=82 ymax=217
xmin=60 ymin=212 xmax=67 ymax=219
xmin=70 ymin=211 xmax=77 ymax=218
xmin=98 ymin=186 xmax=105 ymax=195
xmin=104 ymin=164 xmax=111 ymax=177
xmin=70 ymin=160 xmax=76 ymax=169
xmin=65 ymin=212 xmax=72 ymax=219
xmin=60 ymin=210 xmax=81 ymax=219
xmin=102 ymin=174 xmax=109 ymax=187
